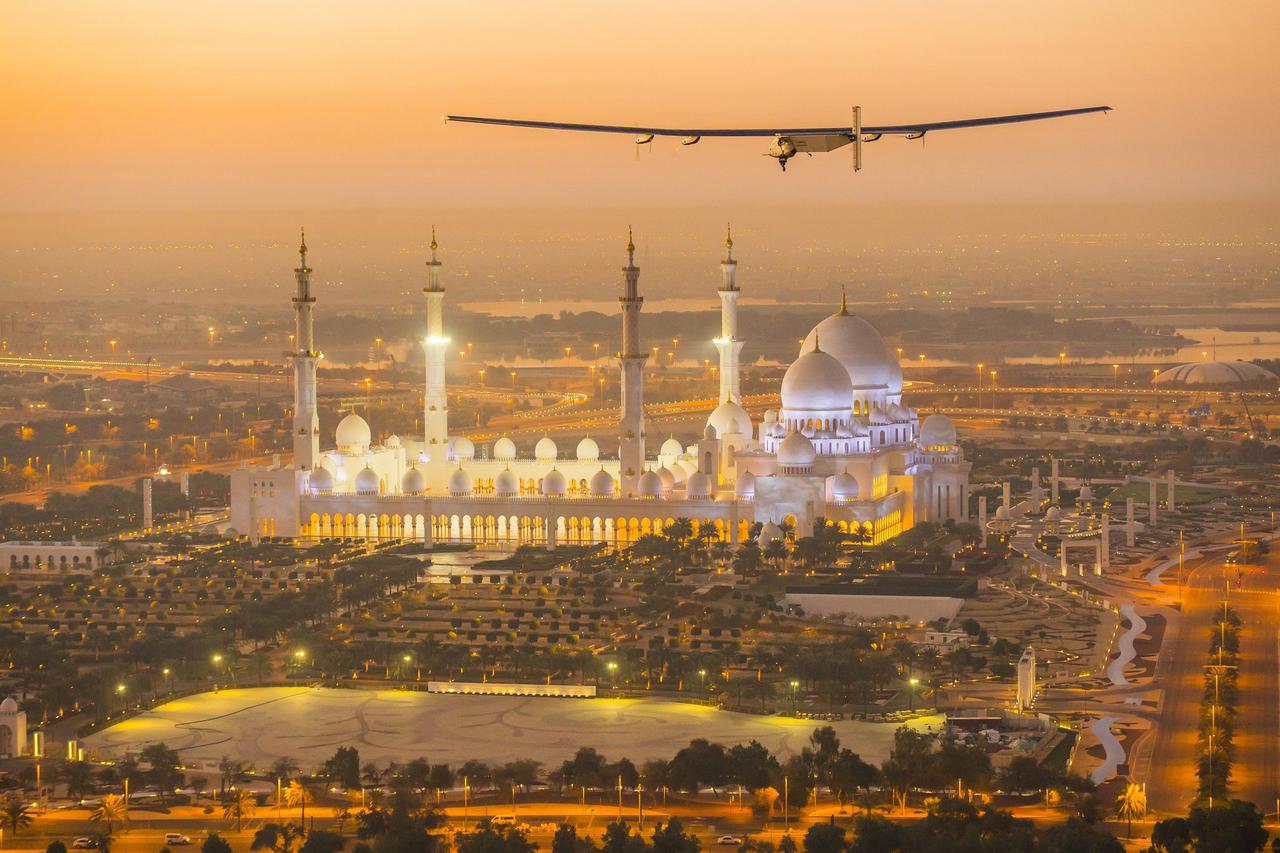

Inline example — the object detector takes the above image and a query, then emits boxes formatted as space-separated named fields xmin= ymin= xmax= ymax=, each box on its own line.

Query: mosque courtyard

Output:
xmin=82 ymin=686 xmax=938 ymax=771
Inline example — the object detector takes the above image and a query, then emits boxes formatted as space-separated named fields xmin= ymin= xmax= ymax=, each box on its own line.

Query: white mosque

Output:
xmin=231 ymin=229 xmax=970 ymax=549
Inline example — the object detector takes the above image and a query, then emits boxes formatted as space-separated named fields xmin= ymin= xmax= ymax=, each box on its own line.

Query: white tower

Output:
xmin=423 ymin=227 xmax=450 ymax=452
xmin=290 ymin=229 xmax=321 ymax=471
xmin=714 ymin=224 xmax=745 ymax=404
xmin=617 ymin=229 xmax=648 ymax=495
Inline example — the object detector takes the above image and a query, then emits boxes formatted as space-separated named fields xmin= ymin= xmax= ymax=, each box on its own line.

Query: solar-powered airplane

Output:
xmin=444 ymin=105 xmax=1110 ymax=172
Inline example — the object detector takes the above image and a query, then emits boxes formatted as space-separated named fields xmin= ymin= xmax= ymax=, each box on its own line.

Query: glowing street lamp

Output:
xmin=789 ymin=679 xmax=799 ymax=714
xmin=908 ymin=676 xmax=920 ymax=712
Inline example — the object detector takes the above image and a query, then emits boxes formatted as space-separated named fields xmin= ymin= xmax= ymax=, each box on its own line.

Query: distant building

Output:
xmin=1 ymin=540 xmax=109 ymax=572
xmin=1154 ymin=359 xmax=1276 ymax=387
xmin=920 ymin=629 xmax=972 ymax=651
xmin=1017 ymin=647 xmax=1037 ymax=711
xmin=0 ymin=696 xmax=27 ymax=758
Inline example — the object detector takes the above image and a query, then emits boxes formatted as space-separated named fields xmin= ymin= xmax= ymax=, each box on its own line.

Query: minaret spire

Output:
xmin=838 ymin=285 xmax=848 ymax=316
xmin=290 ymin=229 xmax=320 ymax=470
xmin=618 ymin=228 xmax=647 ymax=495
xmin=423 ymin=227 xmax=449 ymax=448
xmin=715 ymin=226 xmax=745 ymax=404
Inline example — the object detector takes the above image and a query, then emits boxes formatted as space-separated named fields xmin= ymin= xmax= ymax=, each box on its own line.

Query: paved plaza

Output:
xmin=84 ymin=687 xmax=935 ymax=771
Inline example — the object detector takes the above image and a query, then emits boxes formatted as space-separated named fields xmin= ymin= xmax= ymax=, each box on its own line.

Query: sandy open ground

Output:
xmin=84 ymin=687 xmax=937 ymax=771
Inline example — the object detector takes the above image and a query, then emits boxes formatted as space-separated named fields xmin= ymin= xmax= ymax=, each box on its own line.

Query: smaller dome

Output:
xmin=686 ymin=471 xmax=712 ymax=499
xmin=576 ymin=437 xmax=600 ymax=461
xmin=735 ymin=470 xmax=756 ymax=498
xmin=535 ymin=436 xmax=558 ymax=461
xmin=308 ymin=467 xmax=334 ymax=494
xmin=542 ymin=468 xmax=567 ymax=497
xmin=493 ymin=437 xmax=517 ymax=460
xmin=384 ymin=434 xmax=402 ymax=448
xmin=777 ymin=431 xmax=817 ymax=470
xmin=830 ymin=472 xmax=859 ymax=500
xmin=402 ymin=466 xmax=426 ymax=495
xmin=782 ymin=345 xmax=854 ymax=412
xmin=660 ymin=437 xmax=684 ymax=458
xmin=496 ymin=468 xmax=519 ymax=497
xmin=1079 ymin=484 xmax=1095 ymax=501
xmin=672 ymin=461 xmax=697 ymax=482
xmin=355 ymin=466 xmax=379 ymax=495
xmin=656 ymin=467 xmax=676 ymax=491
xmin=0 ymin=696 xmax=16 ymax=713
xmin=758 ymin=521 xmax=784 ymax=545
xmin=994 ymin=505 xmax=1010 ymax=520
xmin=448 ymin=467 xmax=472 ymax=497
xmin=763 ymin=409 xmax=778 ymax=423
xmin=887 ymin=404 xmax=911 ymax=421
xmin=638 ymin=470 xmax=663 ymax=497
xmin=1045 ymin=506 xmax=1062 ymax=521
xmin=919 ymin=413 xmax=957 ymax=449
xmin=868 ymin=406 xmax=890 ymax=426
xmin=589 ymin=468 xmax=616 ymax=497
xmin=451 ymin=436 xmax=476 ymax=461
xmin=336 ymin=413 xmax=372 ymax=451
xmin=707 ymin=400 xmax=752 ymax=437
xmin=704 ymin=424 xmax=718 ymax=440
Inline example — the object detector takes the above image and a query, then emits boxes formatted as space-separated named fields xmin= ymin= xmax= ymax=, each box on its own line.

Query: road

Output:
xmin=1144 ymin=550 xmax=1280 ymax=815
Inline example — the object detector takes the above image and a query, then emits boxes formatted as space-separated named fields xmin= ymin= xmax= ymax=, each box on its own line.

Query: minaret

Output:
xmin=423 ymin=227 xmax=450 ymax=451
xmin=714 ymin=224 xmax=745 ymax=404
xmin=290 ymin=228 xmax=320 ymax=471
xmin=617 ymin=228 xmax=648 ymax=495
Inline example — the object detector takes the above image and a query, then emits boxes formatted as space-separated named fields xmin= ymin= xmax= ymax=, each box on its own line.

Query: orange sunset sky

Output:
xmin=3 ymin=1 xmax=1279 ymax=210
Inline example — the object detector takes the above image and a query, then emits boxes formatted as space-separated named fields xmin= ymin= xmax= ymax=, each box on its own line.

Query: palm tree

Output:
xmin=1 ymin=796 xmax=33 ymax=835
xmin=1114 ymin=782 xmax=1146 ymax=838
xmin=223 ymin=787 xmax=257 ymax=832
xmin=90 ymin=793 xmax=129 ymax=835
xmin=285 ymin=778 xmax=315 ymax=822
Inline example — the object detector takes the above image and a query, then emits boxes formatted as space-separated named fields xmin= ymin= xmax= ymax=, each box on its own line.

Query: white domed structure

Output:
xmin=686 ymin=471 xmax=712 ymax=499
xmin=576 ymin=437 xmax=600 ymax=461
xmin=535 ymin=436 xmax=558 ymax=461
xmin=1045 ymin=506 xmax=1062 ymax=522
xmin=493 ymin=437 xmax=517 ymax=461
xmin=1078 ymin=484 xmax=1094 ymax=502
xmin=660 ymin=436 xmax=684 ymax=458
xmin=451 ymin=436 xmax=476 ymax=461
xmin=777 ymin=431 xmax=817 ymax=474
xmin=673 ymin=460 xmax=697 ymax=482
xmin=1154 ymin=360 xmax=1276 ymax=387
xmin=495 ymin=468 xmax=519 ymax=498
xmin=802 ymin=306 xmax=902 ymax=399
xmin=589 ymin=468 xmax=616 ymax=497
xmin=448 ymin=467 xmax=472 ymax=497
xmin=758 ymin=520 xmax=784 ymax=545
xmin=336 ymin=413 xmax=371 ymax=453
xmin=308 ymin=467 xmax=334 ymax=494
xmin=542 ymin=468 xmax=567 ymax=497
xmin=781 ymin=343 xmax=854 ymax=414
xmin=638 ymin=470 xmax=663 ymax=497
xmin=707 ymin=400 xmax=752 ymax=437
xmin=401 ymin=466 xmax=425 ymax=495
xmin=384 ymin=434 xmax=401 ymax=448
xmin=830 ymin=472 xmax=859 ymax=501
xmin=994 ymin=505 xmax=1010 ymax=520
xmin=656 ymin=466 xmax=676 ymax=492
xmin=919 ymin=413 xmax=957 ymax=449
xmin=354 ymin=466 xmax=379 ymax=495
xmin=735 ymin=470 xmax=756 ymax=498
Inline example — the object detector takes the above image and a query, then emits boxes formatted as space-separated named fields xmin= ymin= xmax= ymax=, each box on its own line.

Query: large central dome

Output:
xmin=801 ymin=302 xmax=902 ymax=394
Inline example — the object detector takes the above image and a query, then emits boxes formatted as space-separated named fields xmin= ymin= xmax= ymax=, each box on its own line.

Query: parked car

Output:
xmin=717 ymin=836 xmax=744 ymax=846
xmin=71 ymin=840 xmax=98 ymax=850
xmin=165 ymin=834 xmax=193 ymax=846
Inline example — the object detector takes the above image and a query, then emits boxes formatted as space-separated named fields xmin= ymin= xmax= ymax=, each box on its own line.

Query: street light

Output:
xmin=908 ymin=677 xmax=919 ymax=712
xmin=789 ymin=680 xmax=799 ymax=715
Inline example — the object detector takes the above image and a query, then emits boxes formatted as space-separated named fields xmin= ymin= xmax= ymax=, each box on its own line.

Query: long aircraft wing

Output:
xmin=443 ymin=106 xmax=1110 ymax=138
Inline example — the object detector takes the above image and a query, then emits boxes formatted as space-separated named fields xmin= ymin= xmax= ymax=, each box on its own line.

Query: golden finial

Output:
xmin=813 ymin=332 xmax=821 ymax=352
xmin=838 ymin=284 xmax=848 ymax=315
xmin=626 ymin=226 xmax=635 ymax=254
xmin=299 ymin=227 xmax=307 ymax=257
xmin=725 ymin=222 xmax=733 ymax=251
xmin=430 ymin=225 xmax=438 ymax=252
